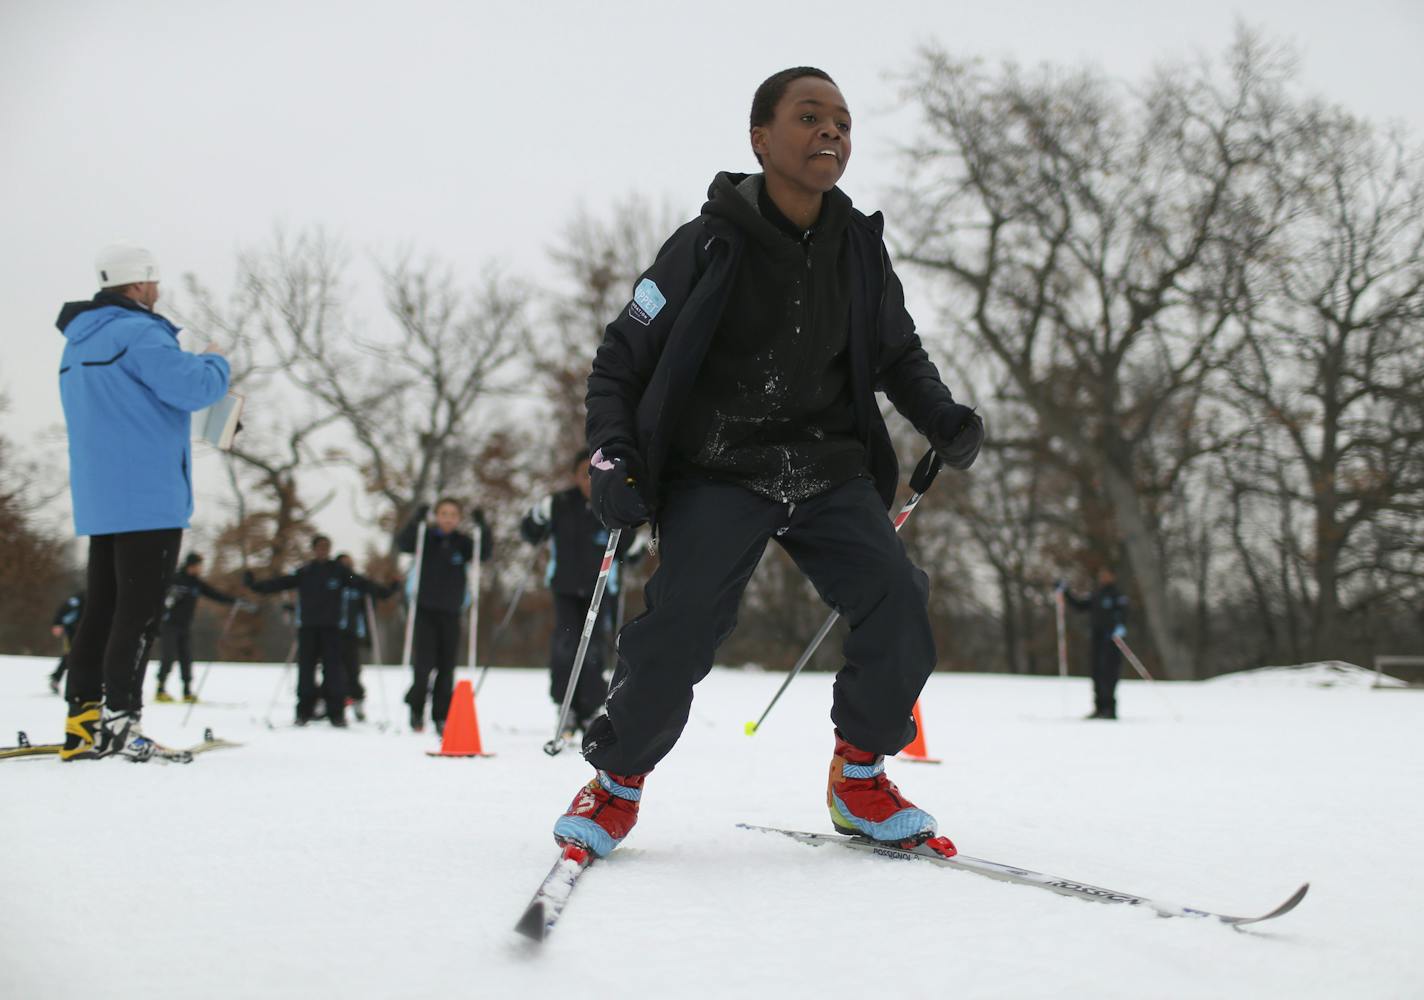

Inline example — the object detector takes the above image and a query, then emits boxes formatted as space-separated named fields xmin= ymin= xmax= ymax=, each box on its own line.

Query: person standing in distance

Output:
xmin=550 ymin=68 xmax=984 ymax=858
xmin=396 ymin=499 xmax=493 ymax=734
xmin=1057 ymin=568 xmax=1129 ymax=720
xmin=57 ymin=242 xmax=230 ymax=761
xmin=520 ymin=450 xmax=643 ymax=735
xmin=154 ymin=552 xmax=240 ymax=703
xmin=335 ymin=552 xmax=399 ymax=722
xmin=48 ymin=590 xmax=86 ymax=695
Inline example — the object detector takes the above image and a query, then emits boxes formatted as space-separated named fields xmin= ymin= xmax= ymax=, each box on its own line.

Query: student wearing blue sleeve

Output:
xmin=56 ymin=243 xmax=230 ymax=762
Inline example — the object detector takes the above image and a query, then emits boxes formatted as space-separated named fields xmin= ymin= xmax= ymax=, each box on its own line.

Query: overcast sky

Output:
xmin=3 ymin=0 xmax=1421 ymax=553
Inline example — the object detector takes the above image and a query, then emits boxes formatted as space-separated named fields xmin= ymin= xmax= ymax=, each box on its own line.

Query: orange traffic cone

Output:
xmin=426 ymin=679 xmax=495 ymax=758
xmin=897 ymin=700 xmax=941 ymax=764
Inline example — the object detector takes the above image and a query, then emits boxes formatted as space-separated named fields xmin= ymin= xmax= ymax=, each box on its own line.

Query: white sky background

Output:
xmin=2 ymin=0 xmax=1422 ymax=558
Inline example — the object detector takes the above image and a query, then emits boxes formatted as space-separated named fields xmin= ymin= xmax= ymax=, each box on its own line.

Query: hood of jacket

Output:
xmin=56 ymin=291 xmax=162 ymax=344
xmin=700 ymin=171 xmax=853 ymax=261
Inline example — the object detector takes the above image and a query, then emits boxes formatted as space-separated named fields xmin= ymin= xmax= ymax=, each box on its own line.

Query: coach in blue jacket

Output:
xmin=56 ymin=243 xmax=230 ymax=762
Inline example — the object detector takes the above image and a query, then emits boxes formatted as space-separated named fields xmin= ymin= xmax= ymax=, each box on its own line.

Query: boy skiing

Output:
xmin=335 ymin=552 xmax=398 ymax=722
xmin=1057 ymin=568 xmax=1130 ymax=720
xmin=155 ymin=552 xmax=239 ymax=703
xmin=244 ymin=535 xmax=398 ymax=727
xmin=396 ymin=499 xmax=493 ymax=734
xmin=550 ymin=68 xmax=983 ymax=857
xmin=48 ymin=590 xmax=85 ymax=694
xmin=520 ymin=450 xmax=642 ymax=735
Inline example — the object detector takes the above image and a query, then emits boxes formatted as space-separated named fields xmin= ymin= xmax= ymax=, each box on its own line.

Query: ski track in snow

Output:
xmin=1 ymin=655 xmax=1421 ymax=1000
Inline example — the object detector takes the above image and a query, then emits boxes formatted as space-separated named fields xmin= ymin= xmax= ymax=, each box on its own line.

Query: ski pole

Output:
xmin=475 ymin=558 xmax=536 ymax=697
xmin=544 ymin=528 xmax=621 ymax=756
xmin=466 ymin=523 xmax=482 ymax=678
xmin=1112 ymin=634 xmax=1182 ymax=722
xmin=182 ymin=600 xmax=244 ymax=726
xmin=1055 ymin=586 xmax=1069 ymax=718
xmin=365 ymin=594 xmax=391 ymax=729
xmin=399 ymin=517 xmax=428 ymax=686
xmin=263 ymin=634 xmax=299 ymax=728
xmin=745 ymin=448 xmax=944 ymax=736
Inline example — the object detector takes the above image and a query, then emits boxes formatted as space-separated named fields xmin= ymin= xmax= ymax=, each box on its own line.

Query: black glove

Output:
xmin=589 ymin=446 xmax=650 ymax=530
xmin=472 ymin=509 xmax=489 ymax=533
xmin=931 ymin=404 xmax=984 ymax=471
xmin=242 ymin=570 xmax=256 ymax=588
xmin=414 ymin=503 xmax=431 ymax=522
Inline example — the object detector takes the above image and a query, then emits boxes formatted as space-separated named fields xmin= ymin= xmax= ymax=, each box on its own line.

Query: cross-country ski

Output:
xmin=739 ymin=824 xmax=1310 ymax=927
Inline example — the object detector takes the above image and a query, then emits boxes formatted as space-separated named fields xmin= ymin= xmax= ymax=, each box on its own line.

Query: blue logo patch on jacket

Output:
xmin=628 ymin=279 xmax=666 ymax=326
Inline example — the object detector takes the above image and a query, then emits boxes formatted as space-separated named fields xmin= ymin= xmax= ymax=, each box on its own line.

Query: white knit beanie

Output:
xmin=95 ymin=242 xmax=161 ymax=287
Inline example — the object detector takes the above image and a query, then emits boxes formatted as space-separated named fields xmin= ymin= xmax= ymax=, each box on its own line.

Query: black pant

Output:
xmin=1090 ymin=633 xmax=1121 ymax=714
xmin=66 ymin=529 xmax=182 ymax=713
xmin=157 ymin=624 xmax=193 ymax=691
xmin=583 ymin=477 xmax=934 ymax=776
xmin=340 ymin=632 xmax=365 ymax=702
xmin=297 ymin=625 xmax=346 ymax=723
xmin=408 ymin=607 xmax=460 ymax=724
xmin=549 ymin=592 xmax=612 ymax=727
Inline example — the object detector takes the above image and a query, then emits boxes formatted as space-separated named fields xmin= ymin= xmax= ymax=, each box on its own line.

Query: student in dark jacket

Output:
xmin=521 ymin=450 xmax=642 ymax=733
xmin=1058 ymin=568 xmax=1130 ymax=720
xmin=396 ymin=498 xmax=494 ymax=733
xmin=244 ymin=535 xmax=396 ymax=727
xmin=48 ymin=591 xmax=86 ymax=694
xmin=551 ymin=68 xmax=985 ymax=859
xmin=155 ymin=552 xmax=238 ymax=703
xmin=335 ymin=552 xmax=399 ymax=722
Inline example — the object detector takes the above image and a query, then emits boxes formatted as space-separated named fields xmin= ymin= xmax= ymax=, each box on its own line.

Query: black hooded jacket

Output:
xmin=586 ymin=171 xmax=961 ymax=514
xmin=669 ymin=174 xmax=864 ymax=501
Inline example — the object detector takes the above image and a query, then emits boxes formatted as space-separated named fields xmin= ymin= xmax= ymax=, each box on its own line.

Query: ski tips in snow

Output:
xmin=514 ymin=901 xmax=549 ymax=942
xmin=515 ymin=842 xmax=595 ymax=942
xmin=738 ymin=824 xmax=1308 ymax=928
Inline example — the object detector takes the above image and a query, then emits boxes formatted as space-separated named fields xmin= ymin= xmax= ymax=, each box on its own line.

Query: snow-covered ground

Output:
xmin=2 ymin=654 xmax=1421 ymax=1000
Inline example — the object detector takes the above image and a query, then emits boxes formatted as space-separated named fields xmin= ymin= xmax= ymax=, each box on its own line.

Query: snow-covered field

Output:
xmin=2 ymin=654 xmax=1421 ymax=1000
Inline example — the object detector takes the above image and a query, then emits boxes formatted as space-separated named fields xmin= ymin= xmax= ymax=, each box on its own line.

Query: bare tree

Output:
xmin=893 ymin=32 xmax=1296 ymax=678
xmin=1226 ymin=110 xmax=1424 ymax=660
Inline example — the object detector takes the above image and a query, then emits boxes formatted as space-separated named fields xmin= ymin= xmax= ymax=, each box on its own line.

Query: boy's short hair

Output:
xmin=311 ymin=534 xmax=331 ymax=549
xmin=434 ymin=497 xmax=462 ymax=513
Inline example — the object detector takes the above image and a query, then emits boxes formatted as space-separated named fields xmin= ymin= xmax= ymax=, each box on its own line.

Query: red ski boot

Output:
xmin=827 ymin=731 xmax=941 ymax=847
xmin=553 ymin=770 xmax=646 ymax=857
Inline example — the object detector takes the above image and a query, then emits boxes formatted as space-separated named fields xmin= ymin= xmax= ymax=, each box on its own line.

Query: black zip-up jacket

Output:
xmin=1065 ymin=583 xmax=1129 ymax=638
xmin=586 ymin=171 xmax=962 ymax=514
xmin=670 ymin=174 xmax=864 ymax=501
xmin=162 ymin=571 xmax=236 ymax=631
xmin=52 ymin=592 xmax=85 ymax=635
xmin=246 ymin=560 xmax=382 ymax=629
xmin=520 ymin=487 xmax=635 ymax=598
xmin=396 ymin=511 xmax=494 ymax=614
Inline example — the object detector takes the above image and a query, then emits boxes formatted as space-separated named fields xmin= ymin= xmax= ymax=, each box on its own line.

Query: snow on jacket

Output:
xmin=57 ymin=293 xmax=230 ymax=535
xmin=585 ymin=171 xmax=961 ymax=515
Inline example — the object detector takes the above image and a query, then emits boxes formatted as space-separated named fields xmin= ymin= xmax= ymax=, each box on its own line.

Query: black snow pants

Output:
xmin=66 ymin=529 xmax=182 ymax=714
xmin=582 ymin=477 xmax=935 ymax=776
xmin=340 ymin=633 xmax=366 ymax=702
xmin=409 ymin=607 xmax=460 ymax=724
xmin=157 ymin=624 xmax=194 ymax=692
xmin=297 ymin=625 xmax=346 ymax=724
xmin=1090 ymin=632 xmax=1121 ymax=715
xmin=549 ymin=591 xmax=612 ymax=728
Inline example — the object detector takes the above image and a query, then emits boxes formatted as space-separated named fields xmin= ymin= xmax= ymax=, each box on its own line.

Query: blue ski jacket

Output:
xmin=57 ymin=293 xmax=230 ymax=536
